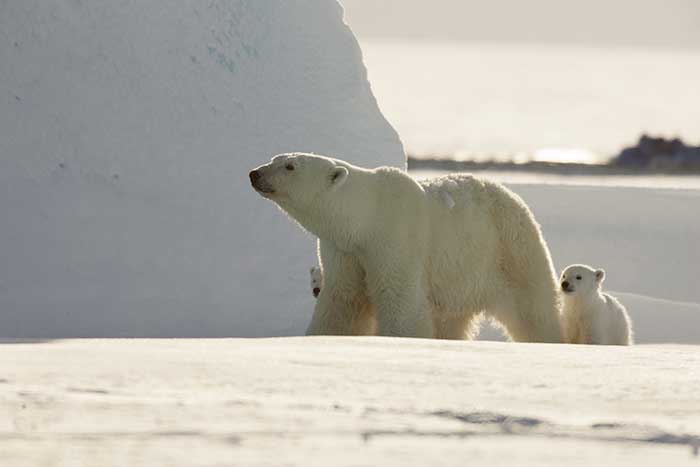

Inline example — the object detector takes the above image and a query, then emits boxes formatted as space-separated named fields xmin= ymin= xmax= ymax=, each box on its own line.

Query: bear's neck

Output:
xmin=564 ymin=289 xmax=605 ymax=314
xmin=289 ymin=173 xmax=375 ymax=253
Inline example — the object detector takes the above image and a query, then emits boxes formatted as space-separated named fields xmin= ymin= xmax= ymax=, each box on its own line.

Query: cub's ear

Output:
xmin=330 ymin=166 xmax=348 ymax=190
xmin=595 ymin=269 xmax=605 ymax=283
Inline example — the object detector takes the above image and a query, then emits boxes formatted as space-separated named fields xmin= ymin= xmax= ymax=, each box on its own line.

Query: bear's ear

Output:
xmin=329 ymin=166 xmax=348 ymax=191
xmin=595 ymin=269 xmax=605 ymax=283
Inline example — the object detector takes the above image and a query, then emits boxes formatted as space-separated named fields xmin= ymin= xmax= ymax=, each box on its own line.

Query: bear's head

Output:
xmin=249 ymin=153 xmax=351 ymax=235
xmin=250 ymin=153 xmax=348 ymax=204
xmin=560 ymin=264 xmax=605 ymax=297
xmin=309 ymin=266 xmax=322 ymax=298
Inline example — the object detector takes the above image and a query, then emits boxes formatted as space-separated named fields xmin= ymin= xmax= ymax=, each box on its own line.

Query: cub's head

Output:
xmin=560 ymin=264 xmax=605 ymax=297
xmin=249 ymin=153 xmax=349 ymax=210
xmin=309 ymin=266 xmax=322 ymax=298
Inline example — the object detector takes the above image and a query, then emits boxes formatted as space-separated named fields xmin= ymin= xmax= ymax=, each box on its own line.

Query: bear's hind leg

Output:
xmin=487 ymin=287 xmax=562 ymax=343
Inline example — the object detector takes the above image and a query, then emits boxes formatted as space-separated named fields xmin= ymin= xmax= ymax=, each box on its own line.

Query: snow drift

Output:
xmin=0 ymin=1 xmax=404 ymax=337
xmin=3 ymin=337 xmax=700 ymax=465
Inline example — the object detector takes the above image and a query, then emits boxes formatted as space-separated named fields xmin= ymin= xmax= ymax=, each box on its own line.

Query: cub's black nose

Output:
xmin=561 ymin=281 xmax=570 ymax=289
xmin=249 ymin=170 xmax=261 ymax=185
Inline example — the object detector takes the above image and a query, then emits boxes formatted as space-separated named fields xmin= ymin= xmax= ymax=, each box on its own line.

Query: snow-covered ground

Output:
xmin=2 ymin=338 xmax=699 ymax=466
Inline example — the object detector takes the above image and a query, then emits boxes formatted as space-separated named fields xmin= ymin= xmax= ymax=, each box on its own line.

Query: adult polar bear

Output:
xmin=250 ymin=153 xmax=562 ymax=342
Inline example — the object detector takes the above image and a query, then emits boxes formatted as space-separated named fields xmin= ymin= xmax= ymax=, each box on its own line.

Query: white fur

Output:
xmin=425 ymin=180 xmax=458 ymax=210
xmin=250 ymin=153 xmax=562 ymax=341
xmin=560 ymin=264 xmax=633 ymax=345
xmin=439 ymin=191 xmax=456 ymax=209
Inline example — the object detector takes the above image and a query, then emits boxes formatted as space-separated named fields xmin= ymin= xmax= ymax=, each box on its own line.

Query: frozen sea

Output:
xmin=360 ymin=39 xmax=700 ymax=163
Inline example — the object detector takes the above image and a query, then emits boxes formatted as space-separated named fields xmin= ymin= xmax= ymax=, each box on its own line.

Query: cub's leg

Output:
xmin=487 ymin=287 xmax=562 ymax=343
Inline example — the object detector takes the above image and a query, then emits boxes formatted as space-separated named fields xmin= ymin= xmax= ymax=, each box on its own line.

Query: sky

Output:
xmin=341 ymin=0 xmax=700 ymax=48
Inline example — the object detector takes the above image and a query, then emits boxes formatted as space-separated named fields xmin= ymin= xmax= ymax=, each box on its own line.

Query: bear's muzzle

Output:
xmin=249 ymin=169 xmax=275 ymax=194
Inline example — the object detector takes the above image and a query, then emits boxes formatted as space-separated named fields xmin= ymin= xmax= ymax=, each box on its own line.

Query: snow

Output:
xmin=2 ymin=337 xmax=700 ymax=466
xmin=0 ymin=1 xmax=404 ymax=338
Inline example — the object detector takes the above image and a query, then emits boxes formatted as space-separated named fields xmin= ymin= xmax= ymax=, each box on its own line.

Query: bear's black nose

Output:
xmin=249 ymin=170 xmax=261 ymax=185
xmin=561 ymin=281 xmax=570 ymax=289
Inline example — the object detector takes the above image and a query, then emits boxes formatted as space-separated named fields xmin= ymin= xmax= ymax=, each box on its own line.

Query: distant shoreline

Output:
xmin=407 ymin=157 xmax=700 ymax=175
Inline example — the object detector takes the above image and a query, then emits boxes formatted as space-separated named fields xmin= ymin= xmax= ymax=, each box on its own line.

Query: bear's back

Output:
xmin=419 ymin=174 xmax=493 ymax=211
xmin=418 ymin=174 xmax=502 ymax=278
xmin=601 ymin=293 xmax=633 ymax=345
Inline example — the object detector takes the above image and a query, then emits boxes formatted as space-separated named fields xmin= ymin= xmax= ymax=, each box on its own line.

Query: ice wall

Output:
xmin=0 ymin=1 xmax=405 ymax=337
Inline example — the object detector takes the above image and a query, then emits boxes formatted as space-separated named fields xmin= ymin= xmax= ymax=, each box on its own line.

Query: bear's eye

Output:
xmin=285 ymin=163 xmax=295 ymax=171
xmin=576 ymin=275 xmax=582 ymax=280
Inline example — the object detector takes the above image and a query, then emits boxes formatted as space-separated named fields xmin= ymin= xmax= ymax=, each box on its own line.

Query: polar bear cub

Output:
xmin=310 ymin=266 xmax=322 ymax=298
xmin=560 ymin=264 xmax=633 ymax=345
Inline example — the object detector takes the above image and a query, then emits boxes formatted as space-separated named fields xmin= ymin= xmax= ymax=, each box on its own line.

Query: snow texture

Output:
xmin=2 ymin=337 xmax=699 ymax=466
xmin=0 ymin=1 xmax=404 ymax=337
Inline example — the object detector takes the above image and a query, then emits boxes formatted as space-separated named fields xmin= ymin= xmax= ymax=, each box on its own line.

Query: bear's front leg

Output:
xmin=306 ymin=239 xmax=370 ymax=335
xmin=364 ymin=255 xmax=432 ymax=338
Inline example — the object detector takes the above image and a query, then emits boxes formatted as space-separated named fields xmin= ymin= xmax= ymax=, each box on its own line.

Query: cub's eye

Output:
xmin=285 ymin=163 xmax=294 ymax=171
xmin=576 ymin=275 xmax=582 ymax=280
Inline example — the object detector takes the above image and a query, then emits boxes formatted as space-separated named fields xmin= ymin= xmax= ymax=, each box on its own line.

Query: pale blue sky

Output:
xmin=342 ymin=0 xmax=700 ymax=48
